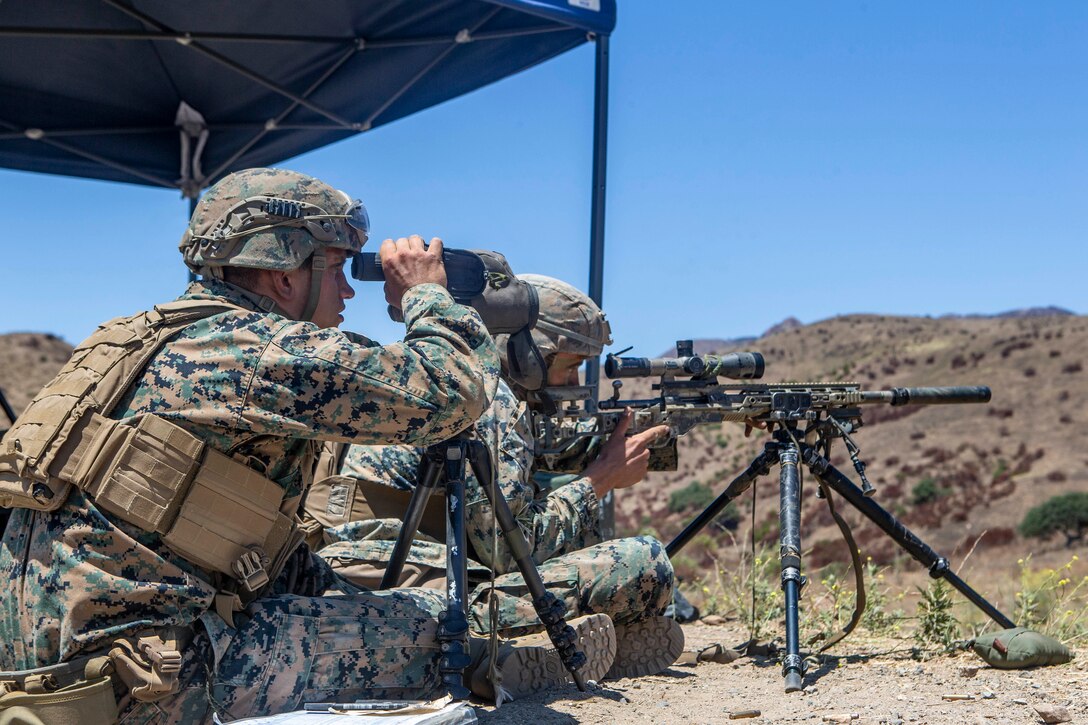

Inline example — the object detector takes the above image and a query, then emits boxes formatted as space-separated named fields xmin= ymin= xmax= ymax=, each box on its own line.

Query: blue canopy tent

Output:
xmin=0 ymin=0 xmax=618 ymax=526
xmin=0 ymin=0 xmax=613 ymax=354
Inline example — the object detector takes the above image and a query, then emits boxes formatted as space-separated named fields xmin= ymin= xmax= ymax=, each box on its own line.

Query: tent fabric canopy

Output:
xmin=0 ymin=0 xmax=615 ymax=195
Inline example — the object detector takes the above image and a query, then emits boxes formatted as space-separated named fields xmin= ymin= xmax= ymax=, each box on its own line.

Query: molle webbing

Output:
xmin=0 ymin=299 xmax=300 ymax=595
xmin=0 ymin=300 xmax=243 ymax=510
xmin=77 ymin=412 xmax=296 ymax=593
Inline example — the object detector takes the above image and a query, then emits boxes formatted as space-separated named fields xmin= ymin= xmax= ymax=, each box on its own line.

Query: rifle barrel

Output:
xmin=861 ymin=386 xmax=991 ymax=406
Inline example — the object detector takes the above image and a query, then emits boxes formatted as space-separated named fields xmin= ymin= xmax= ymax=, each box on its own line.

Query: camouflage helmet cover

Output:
xmin=520 ymin=274 xmax=613 ymax=360
xmin=180 ymin=167 xmax=367 ymax=275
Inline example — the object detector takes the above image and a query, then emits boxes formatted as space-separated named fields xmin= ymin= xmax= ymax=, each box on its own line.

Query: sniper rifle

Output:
xmin=530 ymin=340 xmax=1016 ymax=693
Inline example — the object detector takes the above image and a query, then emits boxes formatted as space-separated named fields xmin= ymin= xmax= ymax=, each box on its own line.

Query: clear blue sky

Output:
xmin=2 ymin=2 xmax=1086 ymax=356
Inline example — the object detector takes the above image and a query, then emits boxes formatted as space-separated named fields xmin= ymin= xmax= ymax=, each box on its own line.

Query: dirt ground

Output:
xmin=476 ymin=622 xmax=1086 ymax=724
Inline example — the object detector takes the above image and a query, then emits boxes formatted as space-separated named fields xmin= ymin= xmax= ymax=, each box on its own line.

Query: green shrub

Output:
xmin=669 ymin=481 xmax=714 ymax=513
xmin=914 ymin=579 xmax=959 ymax=654
xmin=1019 ymin=493 xmax=1088 ymax=546
xmin=911 ymin=477 xmax=945 ymax=505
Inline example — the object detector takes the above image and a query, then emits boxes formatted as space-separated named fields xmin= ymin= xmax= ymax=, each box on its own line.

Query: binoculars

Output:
xmin=351 ymin=247 xmax=539 ymax=342
xmin=351 ymin=249 xmax=492 ymax=305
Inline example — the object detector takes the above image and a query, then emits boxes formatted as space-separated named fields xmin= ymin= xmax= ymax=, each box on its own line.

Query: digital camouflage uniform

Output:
xmin=0 ymin=271 xmax=500 ymax=722
xmin=309 ymin=378 xmax=674 ymax=638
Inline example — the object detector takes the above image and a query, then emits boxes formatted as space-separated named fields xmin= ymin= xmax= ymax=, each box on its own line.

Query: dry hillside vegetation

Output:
xmin=616 ymin=312 xmax=1088 ymax=616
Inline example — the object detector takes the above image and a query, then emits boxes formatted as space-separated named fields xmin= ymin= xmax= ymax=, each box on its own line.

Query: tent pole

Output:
xmin=585 ymin=33 xmax=612 ymax=537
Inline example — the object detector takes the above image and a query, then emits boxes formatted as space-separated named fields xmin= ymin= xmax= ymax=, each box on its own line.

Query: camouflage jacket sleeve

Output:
xmin=131 ymin=282 xmax=500 ymax=448
xmin=463 ymin=381 xmax=602 ymax=574
xmin=341 ymin=444 xmax=422 ymax=491
xmin=262 ymin=283 xmax=500 ymax=445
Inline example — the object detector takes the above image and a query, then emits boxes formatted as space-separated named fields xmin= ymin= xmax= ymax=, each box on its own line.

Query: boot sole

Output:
xmin=499 ymin=613 xmax=616 ymax=699
xmin=606 ymin=616 xmax=685 ymax=679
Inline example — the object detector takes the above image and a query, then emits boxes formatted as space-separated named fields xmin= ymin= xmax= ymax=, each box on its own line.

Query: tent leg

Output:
xmin=585 ymin=33 xmax=612 ymax=537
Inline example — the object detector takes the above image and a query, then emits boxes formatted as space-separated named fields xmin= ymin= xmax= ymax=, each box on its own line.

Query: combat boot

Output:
xmin=605 ymin=615 xmax=685 ymax=679
xmin=467 ymin=613 xmax=616 ymax=702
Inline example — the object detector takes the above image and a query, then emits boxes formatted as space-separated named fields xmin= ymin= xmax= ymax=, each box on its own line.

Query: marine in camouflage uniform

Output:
xmin=307 ymin=275 xmax=683 ymax=679
xmin=0 ymin=170 xmax=613 ymax=724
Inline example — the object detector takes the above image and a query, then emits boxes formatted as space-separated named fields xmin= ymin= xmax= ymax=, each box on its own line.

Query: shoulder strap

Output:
xmin=95 ymin=299 xmax=248 ymax=416
xmin=0 ymin=299 xmax=250 ymax=510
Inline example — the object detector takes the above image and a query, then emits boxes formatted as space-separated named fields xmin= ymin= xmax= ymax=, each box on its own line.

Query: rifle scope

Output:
xmin=606 ymin=340 xmax=765 ymax=380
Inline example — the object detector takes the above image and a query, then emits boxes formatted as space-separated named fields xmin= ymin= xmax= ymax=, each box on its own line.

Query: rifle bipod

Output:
xmin=666 ymin=426 xmax=1016 ymax=694
xmin=381 ymin=433 xmax=590 ymax=700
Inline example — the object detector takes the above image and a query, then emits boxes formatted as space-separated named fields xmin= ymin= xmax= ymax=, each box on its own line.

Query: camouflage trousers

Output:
xmin=118 ymin=590 xmax=446 ymax=724
xmin=319 ymin=534 xmax=675 ymax=638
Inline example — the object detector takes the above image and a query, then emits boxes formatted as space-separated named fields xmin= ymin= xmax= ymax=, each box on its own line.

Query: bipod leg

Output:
xmin=438 ymin=439 xmax=472 ymax=700
xmin=800 ymin=444 xmax=1015 ymax=629
xmin=777 ymin=435 xmax=805 ymax=693
xmin=380 ymin=446 xmax=444 ymax=589
xmin=667 ymin=442 xmax=777 ymax=557
xmin=466 ymin=440 xmax=590 ymax=692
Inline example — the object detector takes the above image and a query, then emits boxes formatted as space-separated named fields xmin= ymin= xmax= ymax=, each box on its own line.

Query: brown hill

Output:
xmin=616 ymin=312 xmax=1088 ymax=596
xmin=0 ymin=332 xmax=74 ymax=424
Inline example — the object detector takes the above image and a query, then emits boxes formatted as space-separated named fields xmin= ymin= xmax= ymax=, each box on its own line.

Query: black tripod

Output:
xmin=667 ymin=425 xmax=1015 ymax=693
xmin=381 ymin=432 xmax=589 ymax=699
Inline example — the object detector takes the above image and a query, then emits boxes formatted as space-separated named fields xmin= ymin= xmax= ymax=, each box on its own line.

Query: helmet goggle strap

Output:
xmin=300 ymin=250 xmax=327 ymax=323
xmin=194 ymin=195 xmax=369 ymax=246
xmin=534 ymin=319 xmax=610 ymax=355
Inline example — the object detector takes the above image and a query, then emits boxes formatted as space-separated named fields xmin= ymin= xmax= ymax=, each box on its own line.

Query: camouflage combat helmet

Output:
xmin=520 ymin=274 xmax=612 ymax=360
xmin=179 ymin=167 xmax=369 ymax=321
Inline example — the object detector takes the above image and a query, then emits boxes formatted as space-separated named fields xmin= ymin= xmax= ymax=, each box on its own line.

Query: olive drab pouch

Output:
xmin=972 ymin=627 xmax=1074 ymax=669
xmin=306 ymin=474 xmax=447 ymax=543
xmin=0 ymin=657 xmax=118 ymax=725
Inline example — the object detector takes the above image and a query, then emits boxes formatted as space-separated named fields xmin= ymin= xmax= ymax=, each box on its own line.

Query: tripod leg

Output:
xmin=667 ymin=443 xmax=777 ymax=558
xmin=466 ymin=440 xmax=589 ymax=691
xmin=380 ymin=447 xmax=443 ymax=589
xmin=778 ymin=439 xmax=805 ymax=693
xmin=801 ymin=445 xmax=1015 ymax=629
xmin=438 ymin=440 xmax=472 ymax=700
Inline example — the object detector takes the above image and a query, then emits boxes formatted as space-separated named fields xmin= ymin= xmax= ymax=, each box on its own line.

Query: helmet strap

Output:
xmin=505 ymin=327 xmax=548 ymax=391
xmin=300 ymin=250 xmax=327 ymax=322
xmin=533 ymin=319 xmax=605 ymax=355
xmin=216 ymin=279 xmax=293 ymax=318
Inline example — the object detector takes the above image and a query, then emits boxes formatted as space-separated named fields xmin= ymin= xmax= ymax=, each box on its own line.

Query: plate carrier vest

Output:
xmin=0 ymin=299 xmax=305 ymax=599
